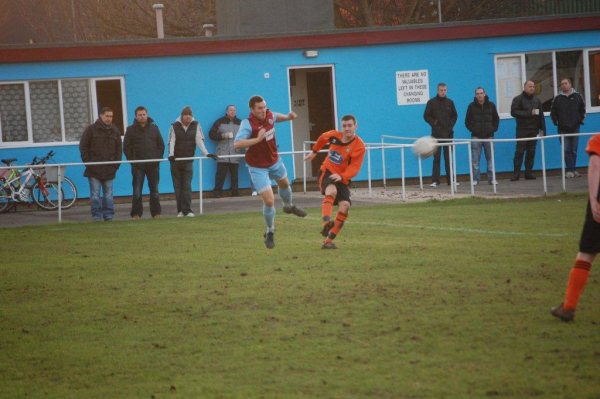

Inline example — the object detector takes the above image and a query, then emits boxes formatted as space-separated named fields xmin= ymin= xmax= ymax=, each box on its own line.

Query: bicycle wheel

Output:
xmin=55 ymin=177 xmax=77 ymax=209
xmin=0 ymin=186 xmax=14 ymax=213
xmin=32 ymin=177 xmax=78 ymax=210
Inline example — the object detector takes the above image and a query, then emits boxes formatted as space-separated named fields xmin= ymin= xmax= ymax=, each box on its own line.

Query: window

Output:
xmin=495 ymin=49 xmax=596 ymax=117
xmin=588 ymin=50 xmax=600 ymax=107
xmin=0 ymin=77 xmax=126 ymax=146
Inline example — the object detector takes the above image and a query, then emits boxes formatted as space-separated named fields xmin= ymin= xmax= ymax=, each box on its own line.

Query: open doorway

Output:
xmin=95 ymin=79 xmax=126 ymax=134
xmin=289 ymin=66 xmax=336 ymax=180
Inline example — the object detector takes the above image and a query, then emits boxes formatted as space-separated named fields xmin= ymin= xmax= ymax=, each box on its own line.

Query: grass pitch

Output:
xmin=1 ymin=194 xmax=599 ymax=398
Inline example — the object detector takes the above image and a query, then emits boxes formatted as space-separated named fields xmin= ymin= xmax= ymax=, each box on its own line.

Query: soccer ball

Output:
xmin=412 ymin=136 xmax=438 ymax=159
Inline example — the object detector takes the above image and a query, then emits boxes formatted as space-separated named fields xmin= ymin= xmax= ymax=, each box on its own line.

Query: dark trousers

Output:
xmin=214 ymin=162 xmax=239 ymax=195
xmin=131 ymin=163 xmax=161 ymax=217
xmin=432 ymin=145 xmax=451 ymax=184
xmin=170 ymin=160 xmax=194 ymax=215
xmin=513 ymin=138 xmax=537 ymax=175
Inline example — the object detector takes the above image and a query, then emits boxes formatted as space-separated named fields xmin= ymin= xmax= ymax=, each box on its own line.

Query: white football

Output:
xmin=412 ymin=136 xmax=438 ymax=159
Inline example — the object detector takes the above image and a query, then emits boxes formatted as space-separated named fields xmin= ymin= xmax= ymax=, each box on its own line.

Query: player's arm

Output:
xmin=304 ymin=131 xmax=332 ymax=161
xmin=234 ymin=120 xmax=266 ymax=150
xmin=588 ymin=153 xmax=600 ymax=222
xmin=275 ymin=111 xmax=297 ymax=122
xmin=339 ymin=145 xmax=366 ymax=183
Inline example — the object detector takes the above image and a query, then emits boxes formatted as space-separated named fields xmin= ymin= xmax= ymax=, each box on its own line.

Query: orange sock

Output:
xmin=563 ymin=259 xmax=592 ymax=311
xmin=327 ymin=211 xmax=348 ymax=240
xmin=322 ymin=195 xmax=334 ymax=221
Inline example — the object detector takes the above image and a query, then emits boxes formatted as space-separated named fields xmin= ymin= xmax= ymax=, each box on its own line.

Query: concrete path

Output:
xmin=0 ymin=173 xmax=589 ymax=228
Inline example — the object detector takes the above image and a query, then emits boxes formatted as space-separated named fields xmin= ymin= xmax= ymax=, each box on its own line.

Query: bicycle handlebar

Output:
xmin=30 ymin=151 xmax=55 ymax=166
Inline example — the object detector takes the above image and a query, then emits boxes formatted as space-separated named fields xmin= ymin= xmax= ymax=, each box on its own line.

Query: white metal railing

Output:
xmin=381 ymin=131 xmax=598 ymax=195
xmin=1 ymin=131 xmax=596 ymax=224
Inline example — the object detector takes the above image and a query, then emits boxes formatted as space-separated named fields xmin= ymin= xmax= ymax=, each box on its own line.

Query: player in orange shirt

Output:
xmin=304 ymin=115 xmax=366 ymax=249
xmin=551 ymin=134 xmax=600 ymax=322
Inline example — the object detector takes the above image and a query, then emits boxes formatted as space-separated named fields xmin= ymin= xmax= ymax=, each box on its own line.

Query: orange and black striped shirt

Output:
xmin=311 ymin=130 xmax=366 ymax=184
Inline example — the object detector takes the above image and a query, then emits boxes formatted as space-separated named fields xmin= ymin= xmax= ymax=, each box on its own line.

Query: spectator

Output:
xmin=465 ymin=87 xmax=500 ymax=185
xmin=424 ymin=82 xmax=458 ymax=187
xmin=551 ymin=134 xmax=600 ymax=322
xmin=208 ymin=105 xmax=242 ymax=197
xmin=79 ymin=107 xmax=122 ymax=221
xmin=304 ymin=114 xmax=365 ymax=249
xmin=550 ymin=78 xmax=586 ymax=178
xmin=123 ymin=106 xmax=165 ymax=219
xmin=510 ymin=80 xmax=546 ymax=181
xmin=234 ymin=95 xmax=306 ymax=249
xmin=167 ymin=106 xmax=217 ymax=218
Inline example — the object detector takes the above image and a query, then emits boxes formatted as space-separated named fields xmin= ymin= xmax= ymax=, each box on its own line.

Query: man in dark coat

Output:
xmin=424 ymin=82 xmax=458 ymax=187
xmin=550 ymin=77 xmax=586 ymax=178
xmin=79 ymin=107 xmax=122 ymax=221
xmin=510 ymin=80 xmax=546 ymax=181
xmin=123 ymin=106 xmax=165 ymax=219
xmin=465 ymin=87 xmax=500 ymax=185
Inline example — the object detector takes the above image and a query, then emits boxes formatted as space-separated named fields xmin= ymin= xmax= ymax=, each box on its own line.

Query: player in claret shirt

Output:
xmin=234 ymin=95 xmax=306 ymax=250
xmin=551 ymin=134 xmax=600 ymax=322
xmin=305 ymin=114 xmax=366 ymax=249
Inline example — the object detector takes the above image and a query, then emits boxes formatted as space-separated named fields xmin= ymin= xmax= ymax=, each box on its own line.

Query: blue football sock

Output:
xmin=279 ymin=186 xmax=293 ymax=206
xmin=263 ymin=204 xmax=275 ymax=232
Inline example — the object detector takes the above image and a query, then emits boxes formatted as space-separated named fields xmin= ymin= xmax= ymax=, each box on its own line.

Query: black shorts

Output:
xmin=579 ymin=200 xmax=600 ymax=254
xmin=319 ymin=170 xmax=351 ymax=205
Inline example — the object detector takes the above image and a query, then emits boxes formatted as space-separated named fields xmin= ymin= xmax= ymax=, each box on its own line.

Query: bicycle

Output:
xmin=0 ymin=151 xmax=78 ymax=213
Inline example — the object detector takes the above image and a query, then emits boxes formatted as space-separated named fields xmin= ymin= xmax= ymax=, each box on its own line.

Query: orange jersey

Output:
xmin=312 ymin=130 xmax=366 ymax=184
xmin=586 ymin=134 xmax=600 ymax=157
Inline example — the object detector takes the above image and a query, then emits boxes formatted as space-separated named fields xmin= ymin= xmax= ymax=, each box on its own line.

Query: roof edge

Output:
xmin=1 ymin=15 xmax=599 ymax=64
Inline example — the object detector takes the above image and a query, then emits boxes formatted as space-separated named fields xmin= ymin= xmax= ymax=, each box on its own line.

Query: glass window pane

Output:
xmin=0 ymin=84 xmax=28 ymax=142
xmin=62 ymin=79 xmax=91 ymax=142
xmin=525 ymin=53 xmax=553 ymax=112
xmin=30 ymin=81 xmax=62 ymax=143
xmin=496 ymin=56 xmax=522 ymax=114
xmin=589 ymin=50 xmax=600 ymax=107
xmin=556 ymin=50 xmax=585 ymax=100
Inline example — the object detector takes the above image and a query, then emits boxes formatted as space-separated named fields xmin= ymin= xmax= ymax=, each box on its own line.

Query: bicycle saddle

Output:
xmin=1 ymin=158 xmax=17 ymax=165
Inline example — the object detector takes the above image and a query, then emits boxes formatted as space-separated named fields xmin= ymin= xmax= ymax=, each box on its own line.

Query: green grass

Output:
xmin=1 ymin=194 xmax=599 ymax=398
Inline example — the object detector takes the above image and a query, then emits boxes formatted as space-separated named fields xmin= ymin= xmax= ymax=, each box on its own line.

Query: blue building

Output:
xmin=1 ymin=15 xmax=599 ymax=199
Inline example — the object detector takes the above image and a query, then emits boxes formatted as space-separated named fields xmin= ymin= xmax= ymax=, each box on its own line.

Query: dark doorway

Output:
xmin=289 ymin=67 xmax=336 ymax=178
xmin=95 ymin=80 xmax=124 ymax=134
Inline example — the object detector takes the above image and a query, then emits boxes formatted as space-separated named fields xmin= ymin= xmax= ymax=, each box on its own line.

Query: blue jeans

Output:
xmin=561 ymin=134 xmax=579 ymax=173
xmin=131 ymin=163 xmax=161 ymax=217
xmin=88 ymin=177 xmax=114 ymax=221
xmin=471 ymin=139 xmax=493 ymax=182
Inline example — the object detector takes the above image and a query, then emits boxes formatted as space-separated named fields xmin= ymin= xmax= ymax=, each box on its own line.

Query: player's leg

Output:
xmin=323 ymin=182 xmax=352 ymax=249
xmin=319 ymin=171 xmax=337 ymax=237
xmin=271 ymin=158 xmax=306 ymax=217
xmin=552 ymin=200 xmax=599 ymax=321
xmin=323 ymin=200 xmax=349 ymax=249
xmin=249 ymin=165 xmax=276 ymax=248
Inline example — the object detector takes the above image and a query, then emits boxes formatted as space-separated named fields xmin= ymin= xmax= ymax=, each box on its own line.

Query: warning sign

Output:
xmin=396 ymin=70 xmax=429 ymax=106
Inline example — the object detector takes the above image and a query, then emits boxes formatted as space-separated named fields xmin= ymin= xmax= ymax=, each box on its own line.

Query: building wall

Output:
xmin=1 ymin=29 xmax=598 ymax=199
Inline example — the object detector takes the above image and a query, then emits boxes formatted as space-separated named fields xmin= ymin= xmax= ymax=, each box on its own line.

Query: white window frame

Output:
xmin=495 ymin=48 xmax=597 ymax=119
xmin=0 ymin=76 xmax=127 ymax=148
xmin=584 ymin=48 xmax=600 ymax=113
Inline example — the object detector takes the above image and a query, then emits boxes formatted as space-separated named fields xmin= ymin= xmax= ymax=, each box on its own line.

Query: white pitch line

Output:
xmin=302 ymin=216 xmax=572 ymax=238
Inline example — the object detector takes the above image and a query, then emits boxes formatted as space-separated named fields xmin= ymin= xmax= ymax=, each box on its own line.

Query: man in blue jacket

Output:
xmin=123 ymin=106 xmax=165 ymax=219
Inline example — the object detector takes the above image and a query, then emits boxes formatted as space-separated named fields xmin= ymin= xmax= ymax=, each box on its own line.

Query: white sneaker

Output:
xmin=566 ymin=171 xmax=574 ymax=178
xmin=472 ymin=180 xmax=478 ymax=186
xmin=186 ymin=212 xmax=195 ymax=217
xmin=489 ymin=180 xmax=498 ymax=185
xmin=252 ymin=191 xmax=258 ymax=196
xmin=177 ymin=212 xmax=184 ymax=218
xmin=455 ymin=182 xmax=461 ymax=186
xmin=573 ymin=171 xmax=581 ymax=177
xmin=430 ymin=182 xmax=439 ymax=188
